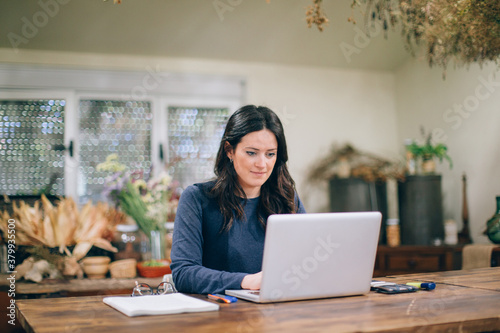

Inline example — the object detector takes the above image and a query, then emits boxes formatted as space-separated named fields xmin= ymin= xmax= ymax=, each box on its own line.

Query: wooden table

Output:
xmin=15 ymin=267 xmax=500 ymax=333
xmin=0 ymin=275 xmax=163 ymax=298
xmin=1 ymin=275 xmax=163 ymax=333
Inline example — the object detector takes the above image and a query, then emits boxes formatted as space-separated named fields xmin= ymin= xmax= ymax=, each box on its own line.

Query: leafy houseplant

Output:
xmin=406 ymin=130 xmax=452 ymax=174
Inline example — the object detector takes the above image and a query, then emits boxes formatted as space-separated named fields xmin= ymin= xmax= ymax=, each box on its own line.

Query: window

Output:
xmin=167 ymin=106 xmax=230 ymax=189
xmin=0 ymin=99 xmax=65 ymax=196
xmin=78 ymin=100 xmax=153 ymax=204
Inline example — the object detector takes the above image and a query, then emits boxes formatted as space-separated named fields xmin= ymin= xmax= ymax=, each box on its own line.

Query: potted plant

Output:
xmin=406 ymin=129 xmax=452 ymax=174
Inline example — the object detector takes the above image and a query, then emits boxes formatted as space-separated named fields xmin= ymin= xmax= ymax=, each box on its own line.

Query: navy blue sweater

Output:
xmin=170 ymin=181 xmax=306 ymax=294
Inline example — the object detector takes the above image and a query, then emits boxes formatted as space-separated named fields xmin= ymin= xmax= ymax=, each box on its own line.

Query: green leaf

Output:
xmin=118 ymin=181 xmax=159 ymax=235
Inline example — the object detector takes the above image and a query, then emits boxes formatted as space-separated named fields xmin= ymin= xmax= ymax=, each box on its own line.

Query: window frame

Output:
xmin=0 ymin=89 xmax=77 ymax=198
xmin=158 ymin=96 xmax=240 ymax=173
xmin=0 ymin=65 xmax=245 ymax=201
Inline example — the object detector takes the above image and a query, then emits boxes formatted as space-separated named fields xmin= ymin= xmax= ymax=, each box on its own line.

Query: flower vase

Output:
xmin=149 ymin=229 xmax=166 ymax=261
xmin=485 ymin=196 xmax=500 ymax=244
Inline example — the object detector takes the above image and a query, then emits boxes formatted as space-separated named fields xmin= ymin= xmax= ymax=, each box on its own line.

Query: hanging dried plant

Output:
xmin=348 ymin=0 xmax=500 ymax=76
xmin=306 ymin=0 xmax=329 ymax=32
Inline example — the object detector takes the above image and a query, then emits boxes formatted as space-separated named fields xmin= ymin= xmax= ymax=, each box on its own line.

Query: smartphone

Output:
xmin=371 ymin=283 xmax=418 ymax=294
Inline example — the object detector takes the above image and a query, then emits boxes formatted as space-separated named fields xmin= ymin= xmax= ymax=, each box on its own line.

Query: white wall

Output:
xmin=395 ymin=59 xmax=500 ymax=243
xmin=0 ymin=48 xmax=400 ymax=214
xmin=239 ymin=62 xmax=399 ymax=213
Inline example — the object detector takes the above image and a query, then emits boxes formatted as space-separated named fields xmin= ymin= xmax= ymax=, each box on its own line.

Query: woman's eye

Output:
xmin=267 ymin=153 xmax=276 ymax=158
xmin=246 ymin=151 xmax=256 ymax=156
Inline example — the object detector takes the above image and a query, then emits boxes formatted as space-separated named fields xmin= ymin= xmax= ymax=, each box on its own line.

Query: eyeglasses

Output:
xmin=131 ymin=280 xmax=176 ymax=296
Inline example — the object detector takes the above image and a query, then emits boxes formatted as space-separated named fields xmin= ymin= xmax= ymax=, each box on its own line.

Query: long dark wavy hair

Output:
xmin=211 ymin=105 xmax=298 ymax=231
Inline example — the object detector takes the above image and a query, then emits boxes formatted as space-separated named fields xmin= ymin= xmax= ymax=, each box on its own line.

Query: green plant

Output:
xmin=407 ymin=129 xmax=452 ymax=169
xmin=142 ymin=260 xmax=168 ymax=267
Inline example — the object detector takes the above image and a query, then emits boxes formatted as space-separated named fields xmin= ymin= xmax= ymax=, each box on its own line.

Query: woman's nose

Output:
xmin=255 ymin=155 xmax=266 ymax=168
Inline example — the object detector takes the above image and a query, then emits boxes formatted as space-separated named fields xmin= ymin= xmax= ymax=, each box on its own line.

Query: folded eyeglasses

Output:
xmin=131 ymin=280 xmax=176 ymax=296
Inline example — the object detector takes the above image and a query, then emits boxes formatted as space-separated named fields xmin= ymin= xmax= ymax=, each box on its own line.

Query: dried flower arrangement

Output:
xmin=0 ymin=196 xmax=122 ymax=256
xmin=307 ymin=143 xmax=404 ymax=184
xmin=97 ymin=154 xmax=179 ymax=237
xmin=0 ymin=195 xmax=125 ymax=281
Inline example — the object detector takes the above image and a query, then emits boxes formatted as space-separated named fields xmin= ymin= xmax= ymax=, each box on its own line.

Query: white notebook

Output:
xmin=103 ymin=293 xmax=219 ymax=317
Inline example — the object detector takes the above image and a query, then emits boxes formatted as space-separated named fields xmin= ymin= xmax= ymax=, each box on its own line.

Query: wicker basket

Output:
xmin=109 ymin=259 xmax=137 ymax=279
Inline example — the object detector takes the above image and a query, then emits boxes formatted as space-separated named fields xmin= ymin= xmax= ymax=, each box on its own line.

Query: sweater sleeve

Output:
xmin=296 ymin=192 xmax=307 ymax=213
xmin=170 ymin=186 xmax=247 ymax=294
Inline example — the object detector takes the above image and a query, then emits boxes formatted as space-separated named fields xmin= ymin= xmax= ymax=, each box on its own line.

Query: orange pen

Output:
xmin=207 ymin=294 xmax=231 ymax=303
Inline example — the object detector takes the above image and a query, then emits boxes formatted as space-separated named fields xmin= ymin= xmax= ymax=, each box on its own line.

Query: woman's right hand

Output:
xmin=241 ymin=271 xmax=262 ymax=290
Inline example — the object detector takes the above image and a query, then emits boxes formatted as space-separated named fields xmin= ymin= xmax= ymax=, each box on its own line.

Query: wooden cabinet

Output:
xmin=374 ymin=245 xmax=500 ymax=277
xmin=374 ymin=245 xmax=462 ymax=277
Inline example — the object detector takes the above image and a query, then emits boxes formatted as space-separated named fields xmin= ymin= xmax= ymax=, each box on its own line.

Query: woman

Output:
xmin=170 ymin=105 xmax=306 ymax=294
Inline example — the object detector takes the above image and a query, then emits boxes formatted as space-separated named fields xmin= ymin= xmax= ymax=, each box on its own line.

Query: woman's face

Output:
xmin=227 ymin=129 xmax=278 ymax=198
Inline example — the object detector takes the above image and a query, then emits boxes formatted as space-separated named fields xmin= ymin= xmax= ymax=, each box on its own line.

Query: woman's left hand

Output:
xmin=241 ymin=271 xmax=262 ymax=290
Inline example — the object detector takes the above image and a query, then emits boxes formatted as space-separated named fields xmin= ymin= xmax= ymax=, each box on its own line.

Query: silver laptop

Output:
xmin=225 ymin=212 xmax=381 ymax=303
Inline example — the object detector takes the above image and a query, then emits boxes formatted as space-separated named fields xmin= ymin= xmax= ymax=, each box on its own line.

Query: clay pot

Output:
xmin=81 ymin=256 xmax=111 ymax=279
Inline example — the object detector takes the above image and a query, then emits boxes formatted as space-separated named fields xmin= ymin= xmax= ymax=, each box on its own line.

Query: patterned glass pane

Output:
xmin=79 ymin=100 xmax=152 ymax=204
xmin=0 ymin=99 xmax=65 ymax=196
xmin=167 ymin=106 xmax=230 ymax=189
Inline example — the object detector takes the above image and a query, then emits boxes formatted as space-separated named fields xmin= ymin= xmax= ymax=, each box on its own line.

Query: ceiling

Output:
xmin=0 ymin=0 xmax=411 ymax=71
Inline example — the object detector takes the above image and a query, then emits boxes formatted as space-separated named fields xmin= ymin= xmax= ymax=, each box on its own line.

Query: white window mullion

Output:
xmin=63 ymin=90 xmax=78 ymax=200
xmin=151 ymin=96 xmax=166 ymax=178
